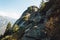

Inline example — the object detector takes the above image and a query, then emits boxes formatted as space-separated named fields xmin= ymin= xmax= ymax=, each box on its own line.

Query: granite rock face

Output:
xmin=1 ymin=0 xmax=60 ymax=40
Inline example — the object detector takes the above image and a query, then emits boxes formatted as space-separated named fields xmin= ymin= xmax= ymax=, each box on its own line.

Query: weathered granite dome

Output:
xmin=12 ymin=6 xmax=46 ymax=40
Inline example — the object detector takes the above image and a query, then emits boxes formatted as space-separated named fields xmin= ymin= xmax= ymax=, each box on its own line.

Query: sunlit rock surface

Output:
xmin=1 ymin=0 xmax=60 ymax=40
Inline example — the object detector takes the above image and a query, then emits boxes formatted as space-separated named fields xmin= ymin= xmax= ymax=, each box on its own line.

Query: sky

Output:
xmin=0 ymin=0 xmax=42 ymax=19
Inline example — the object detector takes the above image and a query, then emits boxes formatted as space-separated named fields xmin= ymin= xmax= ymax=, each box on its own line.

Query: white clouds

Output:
xmin=0 ymin=11 xmax=21 ymax=19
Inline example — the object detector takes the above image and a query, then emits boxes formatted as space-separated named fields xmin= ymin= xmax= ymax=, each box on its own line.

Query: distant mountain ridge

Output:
xmin=0 ymin=16 xmax=16 ymax=35
xmin=0 ymin=16 xmax=16 ymax=27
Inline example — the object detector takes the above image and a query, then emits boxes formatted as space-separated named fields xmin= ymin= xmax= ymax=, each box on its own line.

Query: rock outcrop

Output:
xmin=1 ymin=0 xmax=60 ymax=40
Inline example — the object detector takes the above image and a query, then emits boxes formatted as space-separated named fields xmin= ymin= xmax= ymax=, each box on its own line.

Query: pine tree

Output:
xmin=6 ymin=22 xmax=11 ymax=31
xmin=3 ymin=22 xmax=12 ymax=37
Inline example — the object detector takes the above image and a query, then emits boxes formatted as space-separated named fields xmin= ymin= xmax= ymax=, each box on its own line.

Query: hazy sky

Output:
xmin=0 ymin=0 xmax=42 ymax=19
